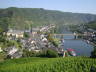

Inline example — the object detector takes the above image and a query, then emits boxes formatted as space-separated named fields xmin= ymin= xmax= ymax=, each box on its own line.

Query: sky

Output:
xmin=0 ymin=0 xmax=96 ymax=14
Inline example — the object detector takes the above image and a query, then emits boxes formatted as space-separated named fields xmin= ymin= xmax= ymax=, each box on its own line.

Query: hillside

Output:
xmin=0 ymin=7 xmax=96 ymax=31
xmin=0 ymin=57 xmax=96 ymax=72
xmin=85 ymin=21 xmax=96 ymax=30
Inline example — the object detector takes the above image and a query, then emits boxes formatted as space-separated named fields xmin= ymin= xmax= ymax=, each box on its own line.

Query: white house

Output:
xmin=8 ymin=47 xmax=18 ymax=55
xmin=7 ymin=29 xmax=24 ymax=38
xmin=42 ymin=38 xmax=48 ymax=42
xmin=0 ymin=47 xmax=3 ymax=52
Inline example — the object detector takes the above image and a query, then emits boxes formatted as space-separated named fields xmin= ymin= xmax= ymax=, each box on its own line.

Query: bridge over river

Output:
xmin=52 ymin=32 xmax=93 ymax=56
xmin=51 ymin=33 xmax=83 ymax=35
xmin=51 ymin=33 xmax=84 ymax=40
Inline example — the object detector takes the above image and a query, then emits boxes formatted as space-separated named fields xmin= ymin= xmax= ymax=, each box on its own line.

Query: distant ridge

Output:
xmin=0 ymin=7 xmax=96 ymax=31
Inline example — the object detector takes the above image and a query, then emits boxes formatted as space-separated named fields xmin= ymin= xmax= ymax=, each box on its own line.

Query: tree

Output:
xmin=0 ymin=17 xmax=9 ymax=32
xmin=46 ymin=49 xmax=58 ymax=58
xmin=23 ymin=32 xmax=30 ymax=38
xmin=22 ymin=50 xmax=37 ymax=57
xmin=37 ymin=49 xmax=59 ymax=58
xmin=47 ymin=34 xmax=60 ymax=47
xmin=90 ymin=46 xmax=96 ymax=58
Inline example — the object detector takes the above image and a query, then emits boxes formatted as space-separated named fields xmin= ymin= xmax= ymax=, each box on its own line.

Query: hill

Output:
xmin=0 ymin=57 xmax=96 ymax=72
xmin=85 ymin=21 xmax=96 ymax=30
xmin=0 ymin=7 xmax=96 ymax=31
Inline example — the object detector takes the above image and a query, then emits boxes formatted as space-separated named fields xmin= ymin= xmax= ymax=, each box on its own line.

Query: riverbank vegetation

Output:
xmin=90 ymin=46 xmax=96 ymax=58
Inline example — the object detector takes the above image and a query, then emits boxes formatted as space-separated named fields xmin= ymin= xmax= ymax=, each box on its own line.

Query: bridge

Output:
xmin=51 ymin=33 xmax=84 ymax=39
xmin=51 ymin=33 xmax=83 ymax=36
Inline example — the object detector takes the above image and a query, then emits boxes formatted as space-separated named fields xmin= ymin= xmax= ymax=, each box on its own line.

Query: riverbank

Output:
xmin=84 ymin=39 xmax=96 ymax=46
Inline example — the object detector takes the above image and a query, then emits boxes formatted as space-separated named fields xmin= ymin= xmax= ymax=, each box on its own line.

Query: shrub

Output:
xmin=90 ymin=46 xmax=96 ymax=58
xmin=22 ymin=50 xmax=37 ymax=57
xmin=37 ymin=49 xmax=59 ymax=58
xmin=23 ymin=32 xmax=29 ymax=38
xmin=46 ymin=49 xmax=58 ymax=58
xmin=47 ymin=34 xmax=60 ymax=47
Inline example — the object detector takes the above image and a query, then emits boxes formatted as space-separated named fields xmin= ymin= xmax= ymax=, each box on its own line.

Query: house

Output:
xmin=32 ymin=28 xmax=40 ymax=34
xmin=0 ymin=47 xmax=3 ymax=52
xmin=4 ymin=46 xmax=18 ymax=55
xmin=42 ymin=38 xmax=48 ymax=42
xmin=40 ymin=34 xmax=45 ymax=39
xmin=88 ymin=29 xmax=96 ymax=33
xmin=7 ymin=29 xmax=24 ymax=38
xmin=33 ymin=49 xmax=40 ymax=53
xmin=4 ymin=46 xmax=22 ymax=59
xmin=24 ymin=39 xmax=35 ymax=50
xmin=10 ymin=51 xmax=22 ymax=59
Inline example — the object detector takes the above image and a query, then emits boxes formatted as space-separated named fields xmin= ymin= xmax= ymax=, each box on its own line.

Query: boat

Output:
xmin=67 ymin=48 xmax=76 ymax=56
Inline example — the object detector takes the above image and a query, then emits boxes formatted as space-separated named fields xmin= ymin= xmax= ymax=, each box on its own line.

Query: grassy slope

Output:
xmin=0 ymin=57 xmax=96 ymax=72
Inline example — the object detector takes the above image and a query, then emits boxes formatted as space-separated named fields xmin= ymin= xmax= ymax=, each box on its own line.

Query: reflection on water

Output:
xmin=62 ymin=31 xmax=94 ymax=56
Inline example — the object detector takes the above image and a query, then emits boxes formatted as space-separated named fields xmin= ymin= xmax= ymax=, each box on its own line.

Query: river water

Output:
xmin=61 ymin=31 xmax=94 ymax=56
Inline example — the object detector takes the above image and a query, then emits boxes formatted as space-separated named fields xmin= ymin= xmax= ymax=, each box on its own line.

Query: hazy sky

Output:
xmin=0 ymin=0 xmax=96 ymax=14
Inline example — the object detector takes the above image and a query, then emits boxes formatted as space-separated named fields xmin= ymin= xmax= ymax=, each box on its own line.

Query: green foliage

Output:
xmin=38 ymin=50 xmax=47 ymax=57
xmin=90 ymin=46 xmax=96 ymax=58
xmin=86 ymin=21 xmax=96 ymax=30
xmin=0 ymin=52 xmax=6 ymax=62
xmin=0 ymin=57 xmax=96 ymax=72
xmin=22 ymin=49 xmax=58 ymax=58
xmin=0 ymin=34 xmax=14 ymax=48
xmin=0 ymin=37 xmax=22 ymax=49
xmin=52 ymin=38 xmax=60 ymax=47
xmin=22 ymin=50 xmax=37 ymax=57
xmin=47 ymin=34 xmax=60 ymax=47
xmin=0 ymin=17 xmax=9 ymax=31
xmin=23 ymin=32 xmax=30 ymax=38
xmin=0 ymin=35 xmax=6 ymax=43
xmin=0 ymin=7 xmax=96 ymax=31
xmin=9 ymin=40 xmax=22 ymax=48
xmin=46 ymin=49 xmax=59 ymax=58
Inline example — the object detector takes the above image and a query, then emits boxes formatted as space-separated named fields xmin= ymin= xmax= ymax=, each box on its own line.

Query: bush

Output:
xmin=90 ymin=46 xmax=96 ymax=58
xmin=46 ymin=49 xmax=58 ymax=58
xmin=37 ymin=50 xmax=47 ymax=57
xmin=23 ymin=32 xmax=29 ymax=38
xmin=47 ymin=34 xmax=60 ymax=47
xmin=22 ymin=49 xmax=59 ymax=58
xmin=22 ymin=50 xmax=37 ymax=57
xmin=37 ymin=49 xmax=59 ymax=58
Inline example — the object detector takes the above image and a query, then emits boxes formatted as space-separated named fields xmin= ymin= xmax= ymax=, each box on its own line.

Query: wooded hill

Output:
xmin=0 ymin=7 xmax=96 ymax=31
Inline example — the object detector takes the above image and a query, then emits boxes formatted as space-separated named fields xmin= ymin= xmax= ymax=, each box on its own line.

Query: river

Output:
xmin=60 ymin=31 xmax=93 ymax=56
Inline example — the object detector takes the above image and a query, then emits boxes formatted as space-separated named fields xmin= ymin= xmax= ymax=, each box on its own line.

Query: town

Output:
xmin=0 ymin=23 xmax=96 ymax=59
xmin=0 ymin=24 xmax=65 ymax=59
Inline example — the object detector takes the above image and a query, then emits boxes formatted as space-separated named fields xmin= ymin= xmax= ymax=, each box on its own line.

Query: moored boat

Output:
xmin=67 ymin=48 xmax=76 ymax=56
